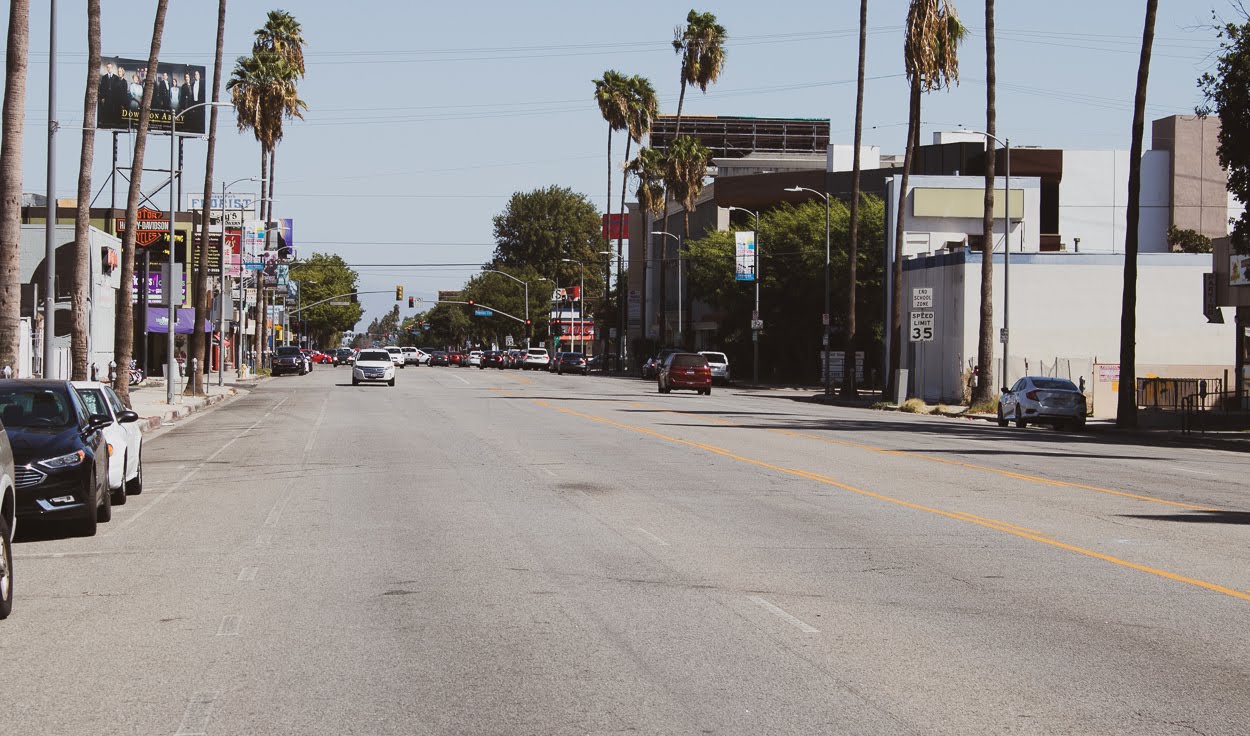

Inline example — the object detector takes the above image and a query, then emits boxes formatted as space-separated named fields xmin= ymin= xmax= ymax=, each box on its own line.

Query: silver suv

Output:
xmin=699 ymin=351 xmax=731 ymax=385
xmin=523 ymin=348 xmax=550 ymax=371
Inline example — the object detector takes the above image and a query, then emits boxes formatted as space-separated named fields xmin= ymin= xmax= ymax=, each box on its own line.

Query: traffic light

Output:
xmin=408 ymin=296 xmax=414 ymax=308
xmin=350 ymin=288 xmax=359 ymax=304
xmin=396 ymin=285 xmax=403 ymax=301
xmin=467 ymin=299 xmax=474 ymax=306
xmin=525 ymin=318 xmax=532 ymax=338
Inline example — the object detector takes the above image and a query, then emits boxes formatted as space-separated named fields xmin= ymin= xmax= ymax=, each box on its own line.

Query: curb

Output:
xmin=136 ymin=388 xmax=238 ymax=434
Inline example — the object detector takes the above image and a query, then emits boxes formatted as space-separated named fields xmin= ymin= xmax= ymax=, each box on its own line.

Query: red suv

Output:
xmin=658 ymin=352 xmax=712 ymax=395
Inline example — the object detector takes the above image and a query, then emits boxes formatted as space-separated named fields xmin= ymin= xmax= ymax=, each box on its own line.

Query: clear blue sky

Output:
xmin=12 ymin=0 xmax=1233 ymax=327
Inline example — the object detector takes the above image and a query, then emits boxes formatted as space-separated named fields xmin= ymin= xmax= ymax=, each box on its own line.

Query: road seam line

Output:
xmin=750 ymin=595 xmax=820 ymax=633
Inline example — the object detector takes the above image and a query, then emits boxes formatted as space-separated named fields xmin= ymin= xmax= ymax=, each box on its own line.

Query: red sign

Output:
xmin=602 ymin=213 xmax=628 ymax=241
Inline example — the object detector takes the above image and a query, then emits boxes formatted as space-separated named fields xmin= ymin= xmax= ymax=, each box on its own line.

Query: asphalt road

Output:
xmin=5 ymin=363 xmax=1250 ymax=735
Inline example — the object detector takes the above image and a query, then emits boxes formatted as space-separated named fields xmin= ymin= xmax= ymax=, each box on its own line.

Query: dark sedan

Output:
xmin=429 ymin=351 xmax=450 ymax=367
xmin=556 ymin=352 xmax=588 ymax=375
xmin=480 ymin=351 xmax=505 ymax=369
xmin=0 ymin=380 xmax=113 ymax=536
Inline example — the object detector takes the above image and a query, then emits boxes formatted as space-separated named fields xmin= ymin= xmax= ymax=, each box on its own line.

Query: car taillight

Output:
xmin=1025 ymin=390 xmax=1040 ymax=401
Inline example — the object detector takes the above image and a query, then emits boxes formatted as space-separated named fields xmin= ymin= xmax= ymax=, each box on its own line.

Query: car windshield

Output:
xmin=275 ymin=347 xmax=302 ymax=357
xmin=358 ymin=351 xmax=391 ymax=362
xmin=1033 ymin=378 xmax=1079 ymax=391
xmin=0 ymin=387 xmax=75 ymax=427
xmin=76 ymin=388 xmax=110 ymax=418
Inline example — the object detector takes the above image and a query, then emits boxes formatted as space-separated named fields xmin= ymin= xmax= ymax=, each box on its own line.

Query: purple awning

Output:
xmin=146 ymin=307 xmax=214 ymax=334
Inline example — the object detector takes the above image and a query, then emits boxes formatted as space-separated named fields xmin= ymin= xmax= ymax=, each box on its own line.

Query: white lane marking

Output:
xmin=174 ymin=691 xmax=219 ymax=736
xmin=107 ymin=395 xmax=292 ymax=536
xmin=1171 ymin=466 xmax=1217 ymax=477
xmin=216 ymin=615 xmax=241 ymax=636
xmin=634 ymin=527 xmax=670 ymax=547
xmin=541 ymin=466 xmax=557 ymax=477
xmin=237 ymin=566 xmax=258 ymax=582
xmin=263 ymin=497 xmax=290 ymax=528
xmin=303 ymin=393 xmax=330 ymax=456
xmin=750 ymin=595 xmax=820 ymax=634
xmin=17 ymin=550 xmax=110 ymax=559
xmin=450 ymin=373 xmax=470 ymax=385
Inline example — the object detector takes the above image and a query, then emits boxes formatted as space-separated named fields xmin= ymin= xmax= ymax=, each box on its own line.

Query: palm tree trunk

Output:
xmin=974 ymin=0 xmax=997 ymax=404
xmin=70 ymin=0 xmax=100 ymax=382
xmin=1117 ymin=0 xmax=1158 ymax=428
xmin=617 ymin=135 xmax=632 ymax=372
xmin=254 ymin=147 xmax=267 ymax=370
xmin=0 ymin=0 xmax=30 ymax=374
xmin=604 ymin=124 xmax=612 ymax=361
xmin=187 ymin=0 xmax=226 ymax=395
xmin=113 ymin=0 xmax=169 ymax=405
xmin=842 ymin=0 xmax=868 ymax=398
xmin=889 ymin=79 xmax=921 ymax=395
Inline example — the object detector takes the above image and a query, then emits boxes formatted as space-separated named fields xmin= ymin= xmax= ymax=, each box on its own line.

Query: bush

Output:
xmin=870 ymin=401 xmax=892 ymax=410
xmin=899 ymin=398 xmax=930 ymax=414
xmin=968 ymin=399 xmax=999 ymax=415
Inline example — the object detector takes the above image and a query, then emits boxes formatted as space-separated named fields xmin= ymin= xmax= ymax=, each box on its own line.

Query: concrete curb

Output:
xmin=136 ymin=388 xmax=240 ymax=434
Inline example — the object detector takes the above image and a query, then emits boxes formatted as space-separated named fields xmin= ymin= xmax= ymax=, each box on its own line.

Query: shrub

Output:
xmin=899 ymin=398 xmax=930 ymax=414
xmin=968 ymin=399 xmax=999 ymax=415
xmin=870 ymin=401 xmax=892 ymax=410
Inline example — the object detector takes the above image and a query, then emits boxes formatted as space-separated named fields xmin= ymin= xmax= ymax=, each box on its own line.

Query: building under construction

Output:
xmin=648 ymin=114 xmax=830 ymax=160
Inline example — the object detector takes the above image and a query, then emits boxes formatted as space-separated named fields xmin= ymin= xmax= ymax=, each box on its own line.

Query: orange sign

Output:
xmin=115 ymin=207 xmax=170 ymax=247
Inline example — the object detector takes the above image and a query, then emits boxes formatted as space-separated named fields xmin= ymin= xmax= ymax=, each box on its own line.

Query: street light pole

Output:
xmin=218 ymin=176 xmax=261 ymax=387
xmin=785 ymin=186 xmax=833 ymax=394
xmin=482 ymin=269 xmax=537 ymax=348
xmin=728 ymin=207 xmax=762 ymax=385
xmin=649 ymin=232 xmax=681 ymax=347
xmin=561 ymin=259 xmax=586 ymax=354
xmin=965 ymin=131 xmax=1012 ymax=385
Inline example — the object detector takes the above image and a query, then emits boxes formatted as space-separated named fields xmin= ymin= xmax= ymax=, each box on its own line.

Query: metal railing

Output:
xmin=1180 ymin=389 xmax=1250 ymax=434
xmin=1137 ymin=377 xmax=1223 ymax=412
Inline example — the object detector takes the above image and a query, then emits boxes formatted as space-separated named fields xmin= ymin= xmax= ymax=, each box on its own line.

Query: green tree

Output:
xmin=671 ymin=9 xmax=727 ymax=136
xmin=113 ymin=0 xmax=169 ymax=404
xmin=1166 ymin=225 xmax=1213 ymax=253
xmin=71 ymin=0 xmax=101 ymax=381
xmin=1200 ymin=10 xmax=1250 ymax=253
xmin=891 ymin=0 xmax=966 ymax=389
xmin=665 ymin=134 xmax=711 ymax=342
xmin=629 ymin=146 xmax=666 ymax=345
xmin=491 ymin=186 xmax=604 ymax=296
xmin=615 ymin=76 xmax=658 ymax=367
xmin=0 ymin=0 xmax=29 ymax=375
xmin=187 ymin=0 xmax=227 ymax=395
xmin=1118 ymin=0 xmax=1159 ymax=429
xmin=290 ymin=253 xmax=363 ymax=348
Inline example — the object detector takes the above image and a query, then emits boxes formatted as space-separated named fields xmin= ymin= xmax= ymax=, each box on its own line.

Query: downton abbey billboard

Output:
xmin=96 ymin=56 xmax=208 ymax=135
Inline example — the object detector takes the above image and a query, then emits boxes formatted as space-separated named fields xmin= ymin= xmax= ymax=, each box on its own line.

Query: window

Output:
xmin=77 ymin=388 xmax=110 ymax=418
xmin=702 ymin=353 xmax=727 ymax=364
xmin=105 ymin=387 xmax=128 ymax=415
xmin=1032 ymin=378 xmax=1078 ymax=391
xmin=672 ymin=354 xmax=708 ymax=368
xmin=0 ymin=388 xmax=74 ymax=427
xmin=275 ymin=346 xmax=302 ymax=357
xmin=358 ymin=351 xmax=390 ymax=362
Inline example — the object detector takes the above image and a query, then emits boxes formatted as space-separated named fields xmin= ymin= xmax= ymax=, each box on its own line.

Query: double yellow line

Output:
xmin=539 ymin=400 xmax=1250 ymax=604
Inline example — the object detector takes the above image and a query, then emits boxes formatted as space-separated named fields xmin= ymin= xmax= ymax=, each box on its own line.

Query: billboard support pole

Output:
xmin=167 ymin=125 xmax=178 ymax=403
xmin=42 ymin=0 xmax=58 ymax=378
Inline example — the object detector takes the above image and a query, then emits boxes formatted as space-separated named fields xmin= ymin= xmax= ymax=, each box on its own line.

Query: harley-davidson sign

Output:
xmin=115 ymin=207 xmax=170 ymax=247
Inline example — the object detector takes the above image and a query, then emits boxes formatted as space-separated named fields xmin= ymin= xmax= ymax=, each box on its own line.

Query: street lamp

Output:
xmin=727 ymin=206 xmax=762 ymax=385
xmin=168 ymin=100 xmax=232 ymax=404
xmin=482 ymin=270 xmax=545 ymax=349
xmin=650 ymin=231 xmax=682 ymax=346
xmin=217 ymin=175 xmax=262 ymax=387
xmin=959 ymin=130 xmax=1012 ymax=387
xmin=785 ymin=186 xmax=833 ymax=395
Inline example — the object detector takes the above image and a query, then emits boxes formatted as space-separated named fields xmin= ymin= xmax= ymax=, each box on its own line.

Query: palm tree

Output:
xmin=187 ymin=0 xmax=227 ymax=395
xmin=973 ymin=0 xmax=996 ymax=405
xmin=671 ymin=9 xmax=727 ymax=136
xmin=628 ymin=146 xmax=666 ymax=348
xmin=842 ymin=0 xmax=868 ymax=398
xmin=594 ymin=70 xmax=630 ymax=362
xmin=70 ymin=0 xmax=101 ymax=382
xmin=113 ymin=0 xmax=169 ymax=404
xmin=890 ymin=0 xmax=965 ymax=393
xmin=1118 ymin=0 xmax=1159 ymax=429
xmin=617 ymin=75 xmax=657 ymax=369
xmin=229 ymin=50 xmax=305 ymax=370
xmin=0 ymin=0 xmax=30 ymax=374
xmin=665 ymin=134 xmax=712 ymax=342
xmin=253 ymin=10 xmax=304 ymax=257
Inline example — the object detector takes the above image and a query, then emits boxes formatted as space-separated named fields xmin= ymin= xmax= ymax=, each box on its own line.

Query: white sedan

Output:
xmin=353 ymin=349 xmax=397 ymax=386
xmin=72 ymin=381 xmax=144 ymax=504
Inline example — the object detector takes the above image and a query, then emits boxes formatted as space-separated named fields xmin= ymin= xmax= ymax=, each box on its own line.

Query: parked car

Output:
xmin=480 ymin=351 xmax=503 ymax=369
xmin=401 ymin=346 xmax=421 ymax=366
xmin=272 ymin=346 xmax=308 ymax=376
xmin=352 ymin=349 xmax=397 ymax=387
xmin=505 ymin=349 xmax=524 ymax=369
xmin=312 ymin=351 xmax=334 ymax=364
xmin=72 ymin=381 xmax=143 ymax=506
xmin=998 ymin=376 xmax=1087 ymax=430
xmin=468 ymin=350 xmax=484 ymax=367
xmin=643 ymin=347 xmax=684 ymax=380
xmin=523 ymin=347 xmax=550 ymax=370
xmin=658 ymin=352 xmax=712 ymax=395
xmin=699 ymin=351 xmax=731 ymax=385
xmin=334 ymin=348 xmax=355 ymax=366
xmin=384 ymin=346 xmax=406 ymax=368
xmin=299 ymin=349 xmax=316 ymax=371
xmin=448 ymin=350 xmax=465 ymax=367
xmin=556 ymin=352 xmax=588 ymax=375
xmin=0 ymin=409 xmax=15 ymax=619
xmin=427 ymin=351 xmax=447 ymax=366
xmin=0 ymin=379 xmax=113 ymax=536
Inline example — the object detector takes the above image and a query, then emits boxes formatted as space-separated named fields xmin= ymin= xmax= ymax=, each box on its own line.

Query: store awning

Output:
xmin=146 ymin=307 xmax=214 ymax=334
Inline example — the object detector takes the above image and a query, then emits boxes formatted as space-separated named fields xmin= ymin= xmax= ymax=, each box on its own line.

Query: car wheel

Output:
xmin=110 ymin=455 xmax=128 ymax=506
xmin=96 ymin=471 xmax=112 ymax=524
xmin=0 ymin=512 xmax=12 ymax=619
xmin=705 ymin=386 xmax=712 ymax=396
xmin=352 ymin=378 xmax=360 ymax=386
xmin=1070 ymin=416 xmax=1086 ymax=432
xmin=996 ymin=406 xmax=1008 ymax=428
xmin=1014 ymin=407 xmax=1026 ymax=429
xmin=388 ymin=378 xmax=396 ymax=387
xmin=129 ymin=450 xmax=143 ymax=495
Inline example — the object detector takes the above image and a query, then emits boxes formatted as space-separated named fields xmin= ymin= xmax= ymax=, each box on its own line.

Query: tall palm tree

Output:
xmin=628 ymin=147 xmax=666 ymax=348
xmin=842 ymin=0 xmax=868 ymax=398
xmin=618 ymin=75 xmax=657 ymax=368
xmin=253 ymin=9 xmax=304 ymax=259
xmin=665 ymin=134 xmax=711 ymax=342
xmin=0 ymin=0 xmax=30 ymax=374
xmin=187 ymin=0 xmax=227 ymax=395
xmin=1118 ymin=0 xmax=1159 ymax=428
xmin=973 ymin=0 xmax=996 ymax=405
xmin=113 ymin=0 xmax=168 ymax=405
xmin=890 ymin=0 xmax=965 ymax=392
xmin=671 ymin=9 xmax=727 ymax=136
xmin=594 ymin=70 xmax=630 ymax=362
xmin=70 ymin=0 xmax=101 ymax=382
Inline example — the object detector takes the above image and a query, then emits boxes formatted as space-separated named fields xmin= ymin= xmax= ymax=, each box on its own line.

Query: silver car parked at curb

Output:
xmin=998 ymin=376 xmax=1087 ymax=431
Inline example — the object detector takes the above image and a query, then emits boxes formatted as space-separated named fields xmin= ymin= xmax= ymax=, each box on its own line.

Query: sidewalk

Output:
xmin=126 ymin=375 xmax=264 ymax=433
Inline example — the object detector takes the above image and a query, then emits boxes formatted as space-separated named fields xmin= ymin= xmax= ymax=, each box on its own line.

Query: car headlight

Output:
xmin=40 ymin=450 xmax=86 ymax=469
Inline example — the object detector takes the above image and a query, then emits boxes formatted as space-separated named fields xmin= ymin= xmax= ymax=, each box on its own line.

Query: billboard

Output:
xmin=97 ymin=56 xmax=208 ymax=135
xmin=735 ymin=231 xmax=756 ymax=282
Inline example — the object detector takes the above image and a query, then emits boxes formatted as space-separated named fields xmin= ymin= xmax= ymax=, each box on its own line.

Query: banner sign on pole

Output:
xmin=735 ymin=231 xmax=756 ymax=282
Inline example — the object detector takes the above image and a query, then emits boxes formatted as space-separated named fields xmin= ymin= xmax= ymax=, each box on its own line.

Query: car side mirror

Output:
xmin=88 ymin=413 xmax=112 ymax=429
xmin=118 ymin=410 xmax=140 ymax=424
xmin=1001 ymin=387 xmax=1010 ymax=394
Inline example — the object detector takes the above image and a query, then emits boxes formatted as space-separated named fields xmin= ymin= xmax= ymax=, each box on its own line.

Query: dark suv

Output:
xmin=272 ymin=346 xmax=307 ymax=376
xmin=334 ymin=348 xmax=355 ymax=366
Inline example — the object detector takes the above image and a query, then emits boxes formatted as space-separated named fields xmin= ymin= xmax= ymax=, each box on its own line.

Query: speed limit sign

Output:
xmin=909 ymin=311 xmax=934 ymax=342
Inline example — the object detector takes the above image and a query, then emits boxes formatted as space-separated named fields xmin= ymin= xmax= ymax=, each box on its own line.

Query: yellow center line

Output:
xmin=507 ymin=374 xmax=533 ymax=385
xmin=538 ymin=400 xmax=1250 ymax=604
xmin=487 ymin=388 xmax=515 ymax=395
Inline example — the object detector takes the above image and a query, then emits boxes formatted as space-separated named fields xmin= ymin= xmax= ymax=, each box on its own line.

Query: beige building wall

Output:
xmin=1152 ymin=115 xmax=1229 ymax=239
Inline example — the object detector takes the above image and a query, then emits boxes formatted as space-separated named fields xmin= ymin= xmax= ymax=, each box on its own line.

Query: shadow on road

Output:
xmin=1120 ymin=511 xmax=1250 ymax=525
